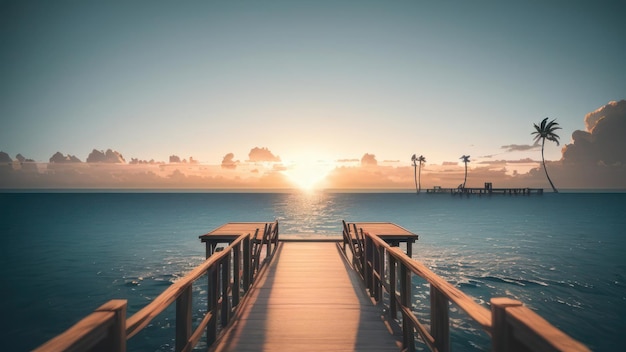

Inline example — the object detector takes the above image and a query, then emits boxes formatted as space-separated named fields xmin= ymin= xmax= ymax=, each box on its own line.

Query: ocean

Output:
xmin=1 ymin=192 xmax=624 ymax=351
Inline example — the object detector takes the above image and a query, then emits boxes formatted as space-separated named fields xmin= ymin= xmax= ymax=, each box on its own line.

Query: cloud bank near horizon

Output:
xmin=2 ymin=101 xmax=625 ymax=190
xmin=562 ymin=100 xmax=626 ymax=166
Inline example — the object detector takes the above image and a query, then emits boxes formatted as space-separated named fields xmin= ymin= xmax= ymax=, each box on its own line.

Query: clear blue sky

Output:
xmin=2 ymin=0 xmax=625 ymax=166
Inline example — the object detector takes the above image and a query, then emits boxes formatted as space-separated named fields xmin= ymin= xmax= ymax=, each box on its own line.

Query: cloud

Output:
xmin=501 ymin=144 xmax=538 ymax=152
xmin=361 ymin=153 xmax=377 ymax=166
xmin=49 ymin=152 xmax=82 ymax=163
xmin=15 ymin=154 xmax=34 ymax=163
xmin=478 ymin=158 xmax=537 ymax=165
xmin=508 ymin=158 xmax=536 ymax=164
xmin=562 ymin=100 xmax=626 ymax=165
xmin=86 ymin=149 xmax=126 ymax=163
xmin=478 ymin=159 xmax=507 ymax=165
xmin=248 ymin=147 xmax=281 ymax=162
xmin=221 ymin=153 xmax=239 ymax=169
xmin=3 ymin=99 xmax=626 ymax=190
xmin=0 ymin=151 xmax=12 ymax=163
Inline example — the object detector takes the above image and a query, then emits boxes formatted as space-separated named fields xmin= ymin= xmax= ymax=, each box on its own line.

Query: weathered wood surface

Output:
xmin=211 ymin=241 xmax=402 ymax=351
xmin=200 ymin=222 xmax=271 ymax=241
xmin=34 ymin=300 xmax=127 ymax=352
xmin=352 ymin=222 xmax=417 ymax=241
xmin=491 ymin=298 xmax=590 ymax=352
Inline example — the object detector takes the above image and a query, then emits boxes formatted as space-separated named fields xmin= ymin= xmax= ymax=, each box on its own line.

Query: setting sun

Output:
xmin=282 ymin=159 xmax=335 ymax=190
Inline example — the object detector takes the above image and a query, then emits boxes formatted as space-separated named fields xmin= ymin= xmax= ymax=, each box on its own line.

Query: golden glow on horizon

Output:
xmin=281 ymin=159 xmax=335 ymax=191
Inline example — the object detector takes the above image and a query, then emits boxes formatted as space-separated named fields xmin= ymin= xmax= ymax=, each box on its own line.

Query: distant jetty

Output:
xmin=426 ymin=182 xmax=543 ymax=195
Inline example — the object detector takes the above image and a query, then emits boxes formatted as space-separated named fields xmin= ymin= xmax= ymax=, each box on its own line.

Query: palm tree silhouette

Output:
xmin=532 ymin=117 xmax=561 ymax=193
xmin=417 ymin=155 xmax=426 ymax=193
xmin=411 ymin=154 xmax=418 ymax=194
xmin=460 ymin=155 xmax=470 ymax=189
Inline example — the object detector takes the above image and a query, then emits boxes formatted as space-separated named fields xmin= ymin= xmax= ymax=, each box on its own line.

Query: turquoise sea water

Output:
xmin=0 ymin=192 xmax=624 ymax=351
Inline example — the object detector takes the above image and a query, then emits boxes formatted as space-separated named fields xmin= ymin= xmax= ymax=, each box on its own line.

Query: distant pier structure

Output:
xmin=426 ymin=182 xmax=544 ymax=195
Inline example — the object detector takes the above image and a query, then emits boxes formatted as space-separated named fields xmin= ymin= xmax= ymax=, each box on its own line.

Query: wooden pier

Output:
xmin=426 ymin=183 xmax=544 ymax=195
xmin=211 ymin=241 xmax=401 ymax=351
xmin=35 ymin=221 xmax=588 ymax=352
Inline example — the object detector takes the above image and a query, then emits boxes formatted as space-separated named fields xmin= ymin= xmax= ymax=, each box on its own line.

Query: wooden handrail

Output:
xmin=491 ymin=297 xmax=589 ymax=352
xmin=35 ymin=222 xmax=279 ymax=352
xmin=34 ymin=300 xmax=127 ymax=352
xmin=388 ymin=246 xmax=492 ymax=331
xmin=344 ymin=221 xmax=589 ymax=352
xmin=126 ymin=235 xmax=240 ymax=338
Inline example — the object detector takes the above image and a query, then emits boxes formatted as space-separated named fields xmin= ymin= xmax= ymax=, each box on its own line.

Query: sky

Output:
xmin=1 ymin=0 xmax=625 ymax=190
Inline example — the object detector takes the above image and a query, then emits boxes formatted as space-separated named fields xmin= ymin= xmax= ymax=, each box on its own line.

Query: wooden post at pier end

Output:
xmin=491 ymin=297 xmax=590 ymax=352
xmin=34 ymin=300 xmax=127 ymax=352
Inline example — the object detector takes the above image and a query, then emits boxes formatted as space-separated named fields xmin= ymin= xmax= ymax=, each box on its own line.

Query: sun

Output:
xmin=282 ymin=159 xmax=334 ymax=191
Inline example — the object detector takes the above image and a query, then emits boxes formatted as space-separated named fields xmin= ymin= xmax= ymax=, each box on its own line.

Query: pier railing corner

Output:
xmin=34 ymin=220 xmax=280 ymax=352
xmin=341 ymin=220 xmax=589 ymax=352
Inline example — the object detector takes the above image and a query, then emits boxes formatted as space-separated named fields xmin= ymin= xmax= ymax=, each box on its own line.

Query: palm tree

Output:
xmin=460 ymin=155 xmax=470 ymax=189
xmin=417 ymin=155 xmax=426 ymax=193
xmin=532 ymin=117 xmax=561 ymax=193
xmin=411 ymin=154 xmax=418 ymax=194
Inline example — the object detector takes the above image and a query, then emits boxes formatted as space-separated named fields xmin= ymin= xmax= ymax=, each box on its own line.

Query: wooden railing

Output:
xmin=35 ymin=221 xmax=279 ymax=352
xmin=343 ymin=222 xmax=589 ymax=352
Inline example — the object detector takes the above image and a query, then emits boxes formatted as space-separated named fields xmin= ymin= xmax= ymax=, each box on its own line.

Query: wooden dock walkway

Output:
xmin=35 ymin=221 xmax=590 ymax=352
xmin=211 ymin=241 xmax=401 ymax=351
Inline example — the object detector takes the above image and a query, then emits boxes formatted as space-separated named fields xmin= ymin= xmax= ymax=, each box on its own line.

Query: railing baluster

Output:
xmin=221 ymin=254 xmax=231 ymax=327
xmin=430 ymin=285 xmax=450 ymax=352
xmin=389 ymin=255 xmax=397 ymax=320
xmin=366 ymin=234 xmax=374 ymax=296
xmin=207 ymin=264 xmax=219 ymax=346
xmin=265 ymin=223 xmax=271 ymax=259
xmin=400 ymin=262 xmax=415 ymax=352
xmin=233 ymin=242 xmax=241 ymax=308
xmin=243 ymin=234 xmax=251 ymax=290
xmin=175 ymin=285 xmax=192 ymax=352
xmin=375 ymin=244 xmax=384 ymax=302
xmin=372 ymin=242 xmax=379 ymax=300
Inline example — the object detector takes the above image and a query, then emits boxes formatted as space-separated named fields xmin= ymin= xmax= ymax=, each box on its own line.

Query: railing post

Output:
xmin=389 ymin=254 xmax=397 ymax=320
xmin=364 ymin=234 xmax=372 ymax=296
xmin=95 ymin=299 xmax=127 ymax=352
xmin=207 ymin=266 xmax=219 ymax=345
xmin=232 ymin=242 xmax=241 ymax=308
xmin=491 ymin=297 xmax=523 ymax=352
xmin=175 ymin=285 xmax=192 ymax=352
xmin=430 ymin=285 xmax=450 ymax=352
xmin=400 ymin=263 xmax=415 ymax=352
xmin=376 ymin=244 xmax=384 ymax=302
xmin=355 ymin=225 xmax=365 ymax=277
xmin=265 ymin=223 xmax=271 ymax=259
xmin=273 ymin=221 xmax=279 ymax=254
xmin=406 ymin=239 xmax=413 ymax=258
xmin=221 ymin=254 xmax=231 ymax=327
xmin=372 ymin=242 xmax=379 ymax=301
xmin=243 ymin=234 xmax=251 ymax=290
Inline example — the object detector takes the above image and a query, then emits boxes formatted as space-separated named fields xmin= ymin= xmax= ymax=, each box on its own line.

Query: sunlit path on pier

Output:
xmin=212 ymin=241 xmax=401 ymax=351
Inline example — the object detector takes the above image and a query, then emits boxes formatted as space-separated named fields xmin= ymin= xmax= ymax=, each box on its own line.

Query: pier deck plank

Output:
xmin=211 ymin=241 xmax=401 ymax=352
